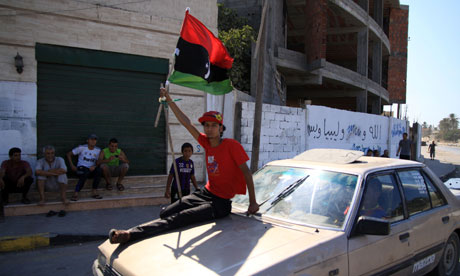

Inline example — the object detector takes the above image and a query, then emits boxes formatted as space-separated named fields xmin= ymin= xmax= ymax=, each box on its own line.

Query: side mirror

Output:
xmin=355 ymin=216 xmax=390 ymax=236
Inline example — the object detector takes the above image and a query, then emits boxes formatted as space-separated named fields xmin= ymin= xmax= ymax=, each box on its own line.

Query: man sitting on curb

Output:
xmin=66 ymin=134 xmax=103 ymax=201
xmin=35 ymin=145 xmax=68 ymax=205
xmin=98 ymin=138 xmax=129 ymax=191
xmin=0 ymin=147 xmax=33 ymax=205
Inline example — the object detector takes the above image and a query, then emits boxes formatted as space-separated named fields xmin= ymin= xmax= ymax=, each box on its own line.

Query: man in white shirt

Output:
xmin=66 ymin=134 xmax=102 ymax=201
xmin=36 ymin=145 xmax=68 ymax=205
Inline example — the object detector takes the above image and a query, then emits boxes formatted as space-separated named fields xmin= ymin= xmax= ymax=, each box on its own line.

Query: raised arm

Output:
xmin=160 ymin=87 xmax=200 ymax=141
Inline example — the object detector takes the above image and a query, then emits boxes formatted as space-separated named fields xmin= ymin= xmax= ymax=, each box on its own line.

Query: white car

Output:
xmin=93 ymin=149 xmax=460 ymax=275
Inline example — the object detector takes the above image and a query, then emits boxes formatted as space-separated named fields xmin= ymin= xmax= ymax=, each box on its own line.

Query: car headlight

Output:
xmin=97 ymin=253 xmax=107 ymax=269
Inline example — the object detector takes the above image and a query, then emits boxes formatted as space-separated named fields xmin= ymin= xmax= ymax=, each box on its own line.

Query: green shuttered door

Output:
xmin=36 ymin=44 xmax=169 ymax=175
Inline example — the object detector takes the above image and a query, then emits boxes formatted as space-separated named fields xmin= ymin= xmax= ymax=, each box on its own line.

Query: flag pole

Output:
xmin=164 ymin=97 xmax=183 ymax=200
xmin=155 ymin=52 xmax=183 ymax=201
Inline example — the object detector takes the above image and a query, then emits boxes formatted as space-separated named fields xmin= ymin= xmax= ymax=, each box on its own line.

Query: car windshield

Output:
xmin=233 ymin=165 xmax=359 ymax=229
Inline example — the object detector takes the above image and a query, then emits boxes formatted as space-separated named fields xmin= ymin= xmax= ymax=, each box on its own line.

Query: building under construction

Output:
xmin=221 ymin=0 xmax=408 ymax=115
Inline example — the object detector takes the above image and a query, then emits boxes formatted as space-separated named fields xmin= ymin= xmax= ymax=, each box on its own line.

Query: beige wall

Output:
xmin=0 ymin=0 xmax=217 ymax=81
xmin=0 ymin=0 xmax=216 ymax=180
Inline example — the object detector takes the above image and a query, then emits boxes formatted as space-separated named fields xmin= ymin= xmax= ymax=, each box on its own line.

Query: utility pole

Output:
xmin=250 ymin=0 xmax=268 ymax=173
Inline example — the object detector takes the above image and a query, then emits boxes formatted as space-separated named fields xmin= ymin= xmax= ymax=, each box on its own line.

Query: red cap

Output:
xmin=198 ymin=111 xmax=223 ymax=125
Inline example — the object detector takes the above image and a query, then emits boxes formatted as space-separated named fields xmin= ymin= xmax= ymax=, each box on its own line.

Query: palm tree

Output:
xmin=448 ymin=113 xmax=458 ymax=130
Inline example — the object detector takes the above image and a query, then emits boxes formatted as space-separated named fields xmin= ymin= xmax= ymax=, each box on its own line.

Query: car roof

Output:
xmin=266 ymin=149 xmax=422 ymax=175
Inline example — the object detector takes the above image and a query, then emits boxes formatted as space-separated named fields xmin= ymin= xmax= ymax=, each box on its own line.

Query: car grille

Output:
xmin=102 ymin=265 xmax=122 ymax=276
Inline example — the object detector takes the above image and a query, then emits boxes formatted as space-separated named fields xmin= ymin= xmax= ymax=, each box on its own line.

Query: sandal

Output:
xmin=92 ymin=194 xmax=103 ymax=199
xmin=116 ymin=183 xmax=125 ymax=191
xmin=70 ymin=195 xmax=78 ymax=201
xmin=46 ymin=210 xmax=57 ymax=217
xmin=106 ymin=183 xmax=113 ymax=190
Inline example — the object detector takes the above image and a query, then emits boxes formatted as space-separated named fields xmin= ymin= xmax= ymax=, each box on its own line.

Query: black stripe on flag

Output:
xmin=174 ymin=38 xmax=229 ymax=83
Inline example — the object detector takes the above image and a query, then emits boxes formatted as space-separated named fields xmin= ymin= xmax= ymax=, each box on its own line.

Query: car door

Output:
xmin=348 ymin=173 xmax=414 ymax=276
xmin=396 ymin=169 xmax=450 ymax=275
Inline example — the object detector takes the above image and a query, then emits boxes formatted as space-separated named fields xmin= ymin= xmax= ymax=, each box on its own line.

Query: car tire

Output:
xmin=433 ymin=232 xmax=460 ymax=276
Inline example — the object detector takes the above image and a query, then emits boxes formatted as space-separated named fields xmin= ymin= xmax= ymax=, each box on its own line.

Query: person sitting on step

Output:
xmin=35 ymin=145 xmax=68 ymax=205
xmin=66 ymin=134 xmax=103 ymax=201
xmin=98 ymin=138 xmax=129 ymax=192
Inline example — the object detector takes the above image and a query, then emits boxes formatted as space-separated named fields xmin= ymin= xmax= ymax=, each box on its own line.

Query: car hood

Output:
xmin=98 ymin=212 xmax=346 ymax=276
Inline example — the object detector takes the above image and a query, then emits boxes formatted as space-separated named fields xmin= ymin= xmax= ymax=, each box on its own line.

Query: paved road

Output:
xmin=0 ymin=241 xmax=99 ymax=276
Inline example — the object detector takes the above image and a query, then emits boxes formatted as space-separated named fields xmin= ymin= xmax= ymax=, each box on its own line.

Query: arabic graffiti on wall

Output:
xmin=391 ymin=123 xmax=407 ymax=137
xmin=307 ymin=118 xmax=383 ymax=142
xmin=351 ymin=143 xmax=383 ymax=154
xmin=305 ymin=106 xmax=408 ymax=156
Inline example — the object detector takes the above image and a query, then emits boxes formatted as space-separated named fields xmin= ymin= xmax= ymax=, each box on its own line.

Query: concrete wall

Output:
xmin=305 ymin=105 xmax=408 ymax=157
xmin=237 ymin=101 xmax=305 ymax=168
xmin=0 ymin=0 xmax=218 ymax=182
xmin=0 ymin=81 xmax=37 ymax=166
xmin=237 ymin=102 xmax=410 ymax=168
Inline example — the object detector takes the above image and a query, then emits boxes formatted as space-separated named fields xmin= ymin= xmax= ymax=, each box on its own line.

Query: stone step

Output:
xmin=67 ymin=175 xmax=168 ymax=189
xmin=8 ymin=184 xmax=166 ymax=203
xmin=4 ymin=192 xmax=169 ymax=217
xmin=7 ymin=175 xmax=168 ymax=204
xmin=2 ymin=175 xmax=173 ymax=217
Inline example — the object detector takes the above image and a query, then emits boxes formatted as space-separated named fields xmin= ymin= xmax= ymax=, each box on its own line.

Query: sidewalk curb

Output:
xmin=0 ymin=233 xmax=107 ymax=253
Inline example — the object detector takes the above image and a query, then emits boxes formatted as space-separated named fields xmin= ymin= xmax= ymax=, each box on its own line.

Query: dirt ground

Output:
xmin=421 ymin=145 xmax=460 ymax=179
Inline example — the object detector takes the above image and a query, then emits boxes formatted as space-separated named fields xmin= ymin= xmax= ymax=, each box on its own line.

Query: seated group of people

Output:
xmin=366 ymin=149 xmax=390 ymax=158
xmin=0 ymin=134 xmax=129 ymax=206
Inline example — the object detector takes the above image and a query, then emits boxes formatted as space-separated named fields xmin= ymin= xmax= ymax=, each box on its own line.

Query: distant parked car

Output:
xmin=93 ymin=149 xmax=460 ymax=276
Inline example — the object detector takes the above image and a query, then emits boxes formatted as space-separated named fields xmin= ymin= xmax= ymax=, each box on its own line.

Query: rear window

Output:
xmin=422 ymin=172 xmax=447 ymax=208
xmin=397 ymin=170 xmax=431 ymax=216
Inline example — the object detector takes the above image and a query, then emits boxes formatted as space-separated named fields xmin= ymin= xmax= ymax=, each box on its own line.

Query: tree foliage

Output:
xmin=218 ymin=4 xmax=255 ymax=92
xmin=437 ymin=113 xmax=460 ymax=142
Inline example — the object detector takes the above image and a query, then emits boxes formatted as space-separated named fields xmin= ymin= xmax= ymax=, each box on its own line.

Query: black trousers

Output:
xmin=170 ymin=189 xmax=190 ymax=204
xmin=1 ymin=176 xmax=33 ymax=202
xmin=75 ymin=166 xmax=101 ymax=192
xmin=129 ymin=188 xmax=231 ymax=241
xmin=400 ymin=154 xmax=410 ymax=160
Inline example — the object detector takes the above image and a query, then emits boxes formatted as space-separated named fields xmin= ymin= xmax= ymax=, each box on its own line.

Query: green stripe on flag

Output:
xmin=168 ymin=71 xmax=233 ymax=95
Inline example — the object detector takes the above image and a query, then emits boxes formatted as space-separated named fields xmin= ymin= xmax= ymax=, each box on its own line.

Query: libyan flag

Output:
xmin=168 ymin=11 xmax=234 ymax=95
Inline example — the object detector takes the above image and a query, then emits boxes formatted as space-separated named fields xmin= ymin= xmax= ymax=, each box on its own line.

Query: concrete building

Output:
xmin=0 ymin=0 xmax=218 ymax=181
xmin=220 ymin=0 xmax=409 ymax=115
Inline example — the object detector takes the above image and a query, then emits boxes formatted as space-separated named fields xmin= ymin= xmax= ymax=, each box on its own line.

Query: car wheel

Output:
xmin=434 ymin=232 xmax=460 ymax=276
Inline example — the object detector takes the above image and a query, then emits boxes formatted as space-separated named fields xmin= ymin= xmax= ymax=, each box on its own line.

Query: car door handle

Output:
xmin=442 ymin=216 xmax=450 ymax=224
xmin=399 ymin=233 xmax=410 ymax=242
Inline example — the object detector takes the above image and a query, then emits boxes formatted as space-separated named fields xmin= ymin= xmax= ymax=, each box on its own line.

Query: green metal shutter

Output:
xmin=36 ymin=44 xmax=169 ymax=175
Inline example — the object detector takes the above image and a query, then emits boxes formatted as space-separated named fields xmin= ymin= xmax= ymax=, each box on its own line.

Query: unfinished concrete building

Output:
xmin=221 ymin=0 xmax=408 ymax=115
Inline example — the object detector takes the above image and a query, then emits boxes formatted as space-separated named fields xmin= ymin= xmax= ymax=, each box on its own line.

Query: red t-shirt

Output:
xmin=1 ymin=160 xmax=31 ymax=183
xmin=198 ymin=133 xmax=249 ymax=199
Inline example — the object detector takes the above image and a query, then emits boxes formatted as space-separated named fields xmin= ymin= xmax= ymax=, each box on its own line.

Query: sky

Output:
xmin=395 ymin=0 xmax=460 ymax=127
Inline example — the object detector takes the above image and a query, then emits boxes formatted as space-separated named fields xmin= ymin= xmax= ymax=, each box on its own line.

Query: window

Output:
xmin=359 ymin=174 xmax=404 ymax=223
xmin=397 ymin=170 xmax=431 ymax=216
xmin=422 ymin=172 xmax=447 ymax=208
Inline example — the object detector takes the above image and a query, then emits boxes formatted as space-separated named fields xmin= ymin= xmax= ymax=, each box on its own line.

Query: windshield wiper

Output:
xmin=259 ymin=175 xmax=309 ymax=210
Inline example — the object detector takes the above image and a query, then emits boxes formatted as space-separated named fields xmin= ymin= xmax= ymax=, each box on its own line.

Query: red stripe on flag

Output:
xmin=180 ymin=11 xmax=233 ymax=69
